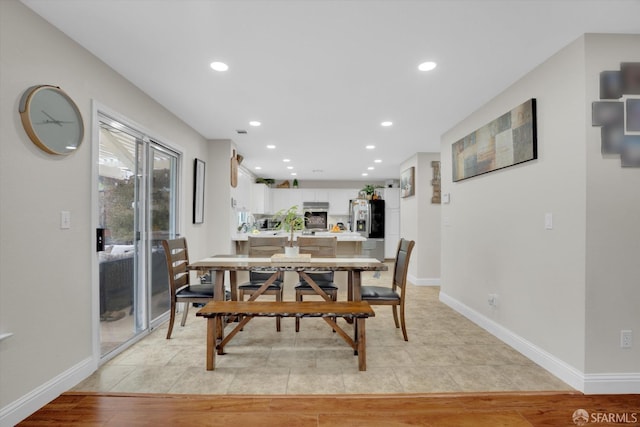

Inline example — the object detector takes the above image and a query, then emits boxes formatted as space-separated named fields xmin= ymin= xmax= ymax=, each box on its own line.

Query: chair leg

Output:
xmin=400 ymin=304 xmax=408 ymax=341
xmin=295 ymin=291 xmax=302 ymax=332
xmin=391 ymin=305 xmax=400 ymax=328
xmin=180 ymin=301 xmax=190 ymax=326
xmin=275 ymin=290 xmax=282 ymax=332
xmin=166 ymin=300 xmax=176 ymax=339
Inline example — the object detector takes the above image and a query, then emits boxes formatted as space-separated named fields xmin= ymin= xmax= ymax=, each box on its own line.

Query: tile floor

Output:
xmin=74 ymin=265 xmax=573 ymax=395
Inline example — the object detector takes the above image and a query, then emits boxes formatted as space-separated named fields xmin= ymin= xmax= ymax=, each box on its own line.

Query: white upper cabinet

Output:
xmin=232 ymin=168 xmax=252 ymax=211
xmin=270 ymin=188 xmax=302 ymax=213
xmin=328 ymin=189 xmax=359 ymax=215
xmin=251 ymin=183 xmax=271 ymax=214
xmin=383 ymin=188 xmax=401 ymax=209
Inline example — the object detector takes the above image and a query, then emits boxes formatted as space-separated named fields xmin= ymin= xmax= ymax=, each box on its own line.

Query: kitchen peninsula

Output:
xmin=232 ymin=231 xmax=366 ymax=256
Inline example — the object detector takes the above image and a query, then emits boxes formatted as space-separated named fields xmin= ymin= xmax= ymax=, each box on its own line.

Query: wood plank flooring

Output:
xmin=19 ymin=391 xmax=640 ymax=426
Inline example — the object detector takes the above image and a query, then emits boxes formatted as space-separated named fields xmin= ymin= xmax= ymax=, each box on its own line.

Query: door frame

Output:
xmin=91 ymin=100 xmax=185 ymax=365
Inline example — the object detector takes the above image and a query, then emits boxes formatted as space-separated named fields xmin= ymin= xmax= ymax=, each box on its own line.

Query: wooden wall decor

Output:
xmin=431 ymin=161 xmax=441 ymax=204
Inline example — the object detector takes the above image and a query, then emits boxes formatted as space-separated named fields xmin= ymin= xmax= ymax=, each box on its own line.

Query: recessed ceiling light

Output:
xmin=381 ymin=121 xmax=393 ymax=127
xmin=266 ymin=144 xmax=276 ymax=149
xmin=210 ymin=61 xmax=229 ymax=72
xmin=287 ymin=166 xmax=293 ymax=170
xmin=374 ymin=159 xmax=382 ymax=163
xmin=366 ymin=145 xmax=375 ymax=150
xmin=291 ymin=172 xmax=297 ymax=176
xmin=368 ymin=166 xmax=374 ymax=170
xmin=255 ymin=166 xmax=262 ymax=170
xmin=283 ymin=158 xmax=291 ymax=162
xmin=249 ymin=121 xmax=261 ymax=127
xmin=362 ymin=173 xmax=368 ymax=176
xmin=418 ymin=61 xmax=437 ymax=71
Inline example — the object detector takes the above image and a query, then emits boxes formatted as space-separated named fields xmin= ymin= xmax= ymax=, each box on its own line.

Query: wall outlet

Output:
xmin=621 ymin=330 xmax=632 ymax=348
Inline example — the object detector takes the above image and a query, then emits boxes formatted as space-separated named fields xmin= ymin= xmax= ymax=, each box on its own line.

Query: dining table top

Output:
xmin=189 ymin=254 xmax=389 ymax=272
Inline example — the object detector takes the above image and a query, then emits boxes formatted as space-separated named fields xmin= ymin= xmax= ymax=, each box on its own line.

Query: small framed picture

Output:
xmin=193 ymin=158 xmax=205 ymax=224
xmin=401 ymin=167 xmax=415 ymax=198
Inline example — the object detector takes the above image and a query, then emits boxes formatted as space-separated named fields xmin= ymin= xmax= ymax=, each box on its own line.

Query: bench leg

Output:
xmin=356 ymin=318 xmax=366 ymax=371
xmin=206 ymin=317 xmax=217 ymax=370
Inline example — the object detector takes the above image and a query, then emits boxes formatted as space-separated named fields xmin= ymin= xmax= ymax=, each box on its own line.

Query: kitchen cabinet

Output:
xmin=251 ymin=183 xmax=270 ymax=214
xmin=270 ymin=188 xmax=302 ymax=213
xmin=328 ymin=189 xmax=359 ymax=215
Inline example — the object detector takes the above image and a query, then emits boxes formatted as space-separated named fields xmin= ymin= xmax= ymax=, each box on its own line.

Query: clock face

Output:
xmin=20 ymin=85 xmax=84 ymax=155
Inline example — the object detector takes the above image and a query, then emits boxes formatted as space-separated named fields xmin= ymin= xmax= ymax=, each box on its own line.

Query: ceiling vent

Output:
xmin=236 ymin=129 xmax=247 ymax=134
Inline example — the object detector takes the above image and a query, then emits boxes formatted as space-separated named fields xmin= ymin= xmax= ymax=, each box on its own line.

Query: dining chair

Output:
xmin=162 ymin=237 xmax=228 ymax=339
xmin=360 ymin=238 xmax=415 ymax=341
xmin=294 ymin=236 xmax=339 ymax=332
xmin=238 ymin=236 xmax=288 ymax=331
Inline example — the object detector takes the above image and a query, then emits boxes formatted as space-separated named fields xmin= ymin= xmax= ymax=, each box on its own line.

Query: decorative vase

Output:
xmin=285 ymin=246 xmax=299 ymax=257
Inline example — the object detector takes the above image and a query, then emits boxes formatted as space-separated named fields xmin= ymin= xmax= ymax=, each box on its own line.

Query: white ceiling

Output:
xmin=21 ymin=0 xmax=640 ymax=182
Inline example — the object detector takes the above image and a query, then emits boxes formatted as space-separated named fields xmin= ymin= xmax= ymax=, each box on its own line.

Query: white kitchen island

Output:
xmin=232 ymin=231 xmax=366 ymax=256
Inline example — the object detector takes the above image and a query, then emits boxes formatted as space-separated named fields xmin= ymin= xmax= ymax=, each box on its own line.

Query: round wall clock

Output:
xmin=19 ymin=85 xmax=84 ymax=155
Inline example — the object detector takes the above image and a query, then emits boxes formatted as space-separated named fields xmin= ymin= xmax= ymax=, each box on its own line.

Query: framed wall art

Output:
xmin=193 ymin=158 xmax=205 ymax=224
xmin=452 ymin=98 xmax=537 ymax=181
xmin=401 ymin=167 xmax=415 ymax=198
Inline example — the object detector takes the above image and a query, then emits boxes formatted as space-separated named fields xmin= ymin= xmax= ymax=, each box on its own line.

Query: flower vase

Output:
xmin=285 ymin=246 xmax=299 ymax=257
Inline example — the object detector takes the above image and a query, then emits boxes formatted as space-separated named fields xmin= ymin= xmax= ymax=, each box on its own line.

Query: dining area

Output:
xmin=162 ymin=235 xmax=413 ymax=372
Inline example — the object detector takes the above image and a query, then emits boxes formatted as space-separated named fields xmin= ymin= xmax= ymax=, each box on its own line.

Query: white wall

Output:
xmin=440 ymin=34 xmax=640 ymax=393
xmin=400 ymin=153 xmax=441 ymax=284
xmin=0 ymin=1 xmax=230 ymax=423
xmin=583 ymin=34 xmax=640 ymax=377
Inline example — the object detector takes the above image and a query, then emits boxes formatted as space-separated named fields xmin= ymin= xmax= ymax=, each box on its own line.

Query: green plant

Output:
xmin=273 ymin=205 xmax=305 ymax=246
xmin=361 ymin=184 xmax=376 ymax=195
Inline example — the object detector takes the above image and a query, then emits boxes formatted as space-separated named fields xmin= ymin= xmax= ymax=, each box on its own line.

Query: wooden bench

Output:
xmin=196 ymin=301 xmax=375 ymax=371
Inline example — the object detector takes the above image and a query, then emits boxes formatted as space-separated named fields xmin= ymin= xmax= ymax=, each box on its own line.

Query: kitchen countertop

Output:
xmin=232 ymin=231 xmax=366 ymax=242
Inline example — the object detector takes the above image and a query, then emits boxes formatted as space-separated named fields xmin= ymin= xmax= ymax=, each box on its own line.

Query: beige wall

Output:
xmin=583 ymin=34 xmax=640 ymax=376
xmin=0 ymin=1 xmax=231 ymax=422
xmin=441 ymin=34 xmax=640 ymax=391
xmin=400 ymin=153 xmax=441 ymax=284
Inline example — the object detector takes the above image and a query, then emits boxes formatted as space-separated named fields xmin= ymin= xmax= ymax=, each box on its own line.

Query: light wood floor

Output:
xmin=19 ymin=391 xmax=640 ymax=426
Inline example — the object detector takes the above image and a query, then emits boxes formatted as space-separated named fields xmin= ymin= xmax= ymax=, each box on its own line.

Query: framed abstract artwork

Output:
xmin=452 ymin=98 xmax=537 ymax=181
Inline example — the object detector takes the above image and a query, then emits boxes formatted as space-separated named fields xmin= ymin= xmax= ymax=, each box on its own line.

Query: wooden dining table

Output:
xmin=188 ymin=254 xmax=388 ymax=303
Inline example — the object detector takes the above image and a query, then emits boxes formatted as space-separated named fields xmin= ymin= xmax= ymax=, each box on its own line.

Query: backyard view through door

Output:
xmin=97 ymin=114 xmax=179 ymax=358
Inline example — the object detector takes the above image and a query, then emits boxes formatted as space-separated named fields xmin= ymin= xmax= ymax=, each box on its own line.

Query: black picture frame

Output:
xmin=193 ymin=158 xmax=205 ymax=224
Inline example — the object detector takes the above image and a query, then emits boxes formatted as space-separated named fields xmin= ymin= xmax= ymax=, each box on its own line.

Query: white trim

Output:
xmin=439 ymin=291 xmax=640 ymax=394
xmin=408 ymin=274 xmax=440 ymax=286
xmin=0 ymin=357 xmax=95 ymax=427
xmin=584 ymin=373 xmax=640 ymax=394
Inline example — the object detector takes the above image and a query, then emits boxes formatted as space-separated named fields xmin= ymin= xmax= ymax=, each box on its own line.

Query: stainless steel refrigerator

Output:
xmin=349 ymin=199 xmax=385 ymax=261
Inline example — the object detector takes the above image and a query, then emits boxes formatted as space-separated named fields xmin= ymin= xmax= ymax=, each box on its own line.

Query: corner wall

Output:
xmin=400 ymin=153 xmax=441 ymax=285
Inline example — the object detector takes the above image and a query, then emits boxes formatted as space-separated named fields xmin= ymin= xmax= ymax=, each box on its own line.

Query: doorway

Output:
xmin=97 ymin=112 xmax=180 ymax=358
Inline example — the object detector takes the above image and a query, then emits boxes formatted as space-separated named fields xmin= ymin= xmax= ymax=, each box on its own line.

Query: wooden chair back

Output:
xmin=392 ymin=238 xmax=415 ymax=294
xmin=297 ymin=236 xmax=337 ymax=257
xmin=248 ymin=236 xmax=288 ymax=256
xmin=162 ymin=237 xmax=190 ymax=295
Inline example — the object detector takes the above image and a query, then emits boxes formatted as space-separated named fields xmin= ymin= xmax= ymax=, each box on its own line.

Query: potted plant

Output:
xmin=274 ymin=205 xmax=306 ymax=256
xmin=361 ymin=184 xmax=376 ymax=200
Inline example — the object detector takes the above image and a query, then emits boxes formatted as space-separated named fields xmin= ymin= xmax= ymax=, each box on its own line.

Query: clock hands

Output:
xmin=37 ymin=110 xmax=74 ymax=126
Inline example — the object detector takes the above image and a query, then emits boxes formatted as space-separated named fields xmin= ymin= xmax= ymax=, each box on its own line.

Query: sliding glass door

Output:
xmin=97 ymin=113 xmax=180 ymax=358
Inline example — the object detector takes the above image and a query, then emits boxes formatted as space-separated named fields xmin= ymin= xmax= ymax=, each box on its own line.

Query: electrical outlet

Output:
xmin=621 ymin=330 xmax=632 ymax=348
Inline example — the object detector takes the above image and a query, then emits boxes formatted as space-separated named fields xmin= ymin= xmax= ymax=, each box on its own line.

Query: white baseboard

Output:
xmin=0 ymin=356 xmax=96 ymax=427
xmin=408 ymin=274 xmax=440 ymax=286
xmin=439 ymin=291 xmax=640 ymax=394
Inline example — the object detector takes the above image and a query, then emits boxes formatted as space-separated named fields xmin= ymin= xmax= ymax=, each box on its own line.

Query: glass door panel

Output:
xmin=98 ymin=121 xmax=142 ymax=356
xmin=148 ymin=144 xmax=178 ymax=323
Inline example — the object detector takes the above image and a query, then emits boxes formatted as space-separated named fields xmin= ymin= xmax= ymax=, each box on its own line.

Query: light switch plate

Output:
xmin=544 ymin=213 xmax=553 ymax=230
xmin=60 ymin=211 xmax=71 ymax=229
